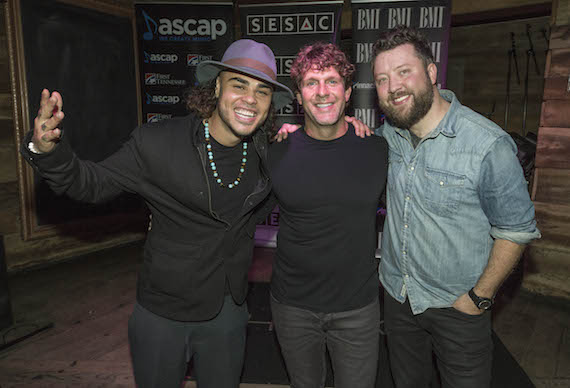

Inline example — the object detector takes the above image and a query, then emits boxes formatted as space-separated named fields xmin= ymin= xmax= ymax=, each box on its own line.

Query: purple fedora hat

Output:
xmin=196 ymin=39 xmax=293 ymax=110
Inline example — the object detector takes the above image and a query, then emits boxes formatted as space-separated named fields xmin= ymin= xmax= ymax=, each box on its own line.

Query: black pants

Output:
xmin=384 ymin=291 xmax=493 ymax=388
xmin=128 ymin=295 xmax=249 ymax=388
xmin=271 ymin=295 xmax=380 ymax=388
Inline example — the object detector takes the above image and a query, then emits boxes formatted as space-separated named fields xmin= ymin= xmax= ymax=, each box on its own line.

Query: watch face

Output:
xmin=478 ymin=300 xmax=492 ymax=310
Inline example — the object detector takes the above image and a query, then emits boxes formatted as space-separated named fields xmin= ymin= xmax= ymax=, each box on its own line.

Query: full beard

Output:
xmin=379 ymin=77 xmax=434 ymax=130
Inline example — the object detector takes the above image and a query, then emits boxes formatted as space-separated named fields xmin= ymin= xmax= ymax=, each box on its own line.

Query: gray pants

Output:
xmin=271 ymin=295 xmax=380 ymax=388
xmin=128 ymin=295 xmax=249 ymax=388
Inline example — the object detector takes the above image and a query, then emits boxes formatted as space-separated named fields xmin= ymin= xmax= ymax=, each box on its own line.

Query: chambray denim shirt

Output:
xmin=376 ymin=90 xmax=540 ymax=315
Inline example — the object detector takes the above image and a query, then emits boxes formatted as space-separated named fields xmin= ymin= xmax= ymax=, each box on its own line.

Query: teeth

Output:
xmin=394 ymin=95 xmax=409 ymax=103
xmin=235 ymin=109 xmax=256 ymax=118
xmin=316 ymin=103 xmax=333 ymax=108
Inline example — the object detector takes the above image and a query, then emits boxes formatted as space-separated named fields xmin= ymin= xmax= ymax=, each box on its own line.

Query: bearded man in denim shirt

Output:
xmin=371 ymin=26 xmax=541 ymax=388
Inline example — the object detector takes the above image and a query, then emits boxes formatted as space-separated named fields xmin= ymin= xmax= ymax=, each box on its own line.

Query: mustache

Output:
xmin=388 ymin=90 xmax=409 ymax=102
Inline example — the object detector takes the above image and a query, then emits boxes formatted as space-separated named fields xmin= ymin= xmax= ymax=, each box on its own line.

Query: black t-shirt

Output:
xmin=199 ymin=129 xmax=260 ymax=224
xmin=268 ymin=126 xmax=388 ymax=313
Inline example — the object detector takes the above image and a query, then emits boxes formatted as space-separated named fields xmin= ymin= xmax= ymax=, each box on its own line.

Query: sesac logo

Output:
xmin=146 ymin=93 xmax=181 ymax=105
xmin=187 ymin=54 xmax=212 ymax=66
xmin=147 ymin=113 xmax=173 ymax=123
xmin=141 ymin=10 xmax=227 ymax=41
xmin=144 ymin=51 xmax=179 ymax=64
xmin=247 ymin=13 xmax=334 ymax=35
xmin=145 ymin=73 xmax=187 ymax=86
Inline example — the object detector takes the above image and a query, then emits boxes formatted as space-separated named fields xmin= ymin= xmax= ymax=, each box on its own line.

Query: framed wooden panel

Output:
xmin=6 ymin=0 xmax=144 ymax=240
xmin=532 ymin=168 xmax=570 ymax=205
xmin=540 ymin=101 xmax=570 ymax=127
xmin=542 ymin=77 xmax=570 ymax=100
xmin=536 ymin=127 xmax=570 ymax=168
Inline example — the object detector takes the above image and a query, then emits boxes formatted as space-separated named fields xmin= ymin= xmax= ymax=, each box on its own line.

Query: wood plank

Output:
xmin=4 ymin=303 xmax=132 ymax=361
xmin=549 ymin=26 xmax=570 ymax=50
xmin=540 ymin=101 xmax=570 ymax=128
xmin=536 ymin=127 xmax=570 ymax=168
xmin=543 ymin=77 xmax=570 ymax=100
xmin=0 ymin=359 xmax=134 ymax=387
xmin=532 ymin=201 xmax=570 ymax=253
xmin=532 ymin=168 xmax=570 ymax=205
xmin=546 ymin=48 xmax=570 ymax=77
xmin=521 ymin=303 xmax=566 ymax=377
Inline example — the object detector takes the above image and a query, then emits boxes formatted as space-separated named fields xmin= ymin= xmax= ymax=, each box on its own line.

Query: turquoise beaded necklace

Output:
xmin=203 ymin=119 xmax=248 ymax=189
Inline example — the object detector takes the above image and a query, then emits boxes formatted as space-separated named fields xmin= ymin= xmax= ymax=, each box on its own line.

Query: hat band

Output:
xmin=224 ymin=58 xmax=277 ymax=81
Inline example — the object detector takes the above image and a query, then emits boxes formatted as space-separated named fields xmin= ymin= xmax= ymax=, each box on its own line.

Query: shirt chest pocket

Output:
xmin=423 ymin=167 xmax=466 ymax=217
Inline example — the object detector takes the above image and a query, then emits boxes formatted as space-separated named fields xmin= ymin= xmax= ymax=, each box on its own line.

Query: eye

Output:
xmin=376 ymin=78 xmax=387 ymax=85
xmin=257 ymin=90 xmax=270 ymax=96
xmin=400 ymin=69 xmax=410 ymax=76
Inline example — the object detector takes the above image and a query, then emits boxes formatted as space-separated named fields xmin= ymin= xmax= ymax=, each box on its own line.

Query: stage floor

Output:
xmin=0 ymin=241 xmax=568 ymax=387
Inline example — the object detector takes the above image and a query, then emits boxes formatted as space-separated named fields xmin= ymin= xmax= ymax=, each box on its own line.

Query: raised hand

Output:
xmin=345 ymin=116 xmax=372 ymax=138
xmin=32 ymin=89 xmax=65 ymax=153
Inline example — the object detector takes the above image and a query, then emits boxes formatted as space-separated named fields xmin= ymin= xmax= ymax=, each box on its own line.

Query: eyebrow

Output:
xmin=229 ymin=76 xmax=273 ymax=90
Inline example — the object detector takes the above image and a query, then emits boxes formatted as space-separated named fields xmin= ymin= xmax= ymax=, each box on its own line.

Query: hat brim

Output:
xmin=196 ymin=61 xmax=294 ymax=111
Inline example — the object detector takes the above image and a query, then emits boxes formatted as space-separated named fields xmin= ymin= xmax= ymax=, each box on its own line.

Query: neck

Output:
xmin=207 ymin=111 xmax=242 ymax=147
xmin=305 ymin=118 xmax=348 ymax=141
xmin=409 ymin=88 xmax=451 ymax=139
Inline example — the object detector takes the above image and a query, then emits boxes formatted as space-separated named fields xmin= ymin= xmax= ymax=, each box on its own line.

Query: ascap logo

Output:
xmin=187 ymin=54 xmax=213 ymax=66
xmin=275 ymin=56 xmax=295 ymax=76
xmin=145 ymin=73 xmax=187 ymax=86
xmin=144 ymin=51 xmax=179 ymax=64
xmin=146 ymin=93 xmax=181 ymax=105
xmin=247 ymin=12 xmax=334 ymax=35
xmin=147 ymin=113 xmax=173 ymax=123
xmin=141 ymin=10 xmax=227 ymax=41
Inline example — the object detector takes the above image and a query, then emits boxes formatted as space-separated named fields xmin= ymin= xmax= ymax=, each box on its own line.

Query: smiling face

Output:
xmin=373 ymin=43 xmax=436 ymax=130
xmin=296 ymin=66 xmax=351 ymax=131
xmin=209 ymin=71 xmax=273 ymax=146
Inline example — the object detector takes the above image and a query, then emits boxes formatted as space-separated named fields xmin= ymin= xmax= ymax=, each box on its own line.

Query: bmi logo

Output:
xmin=187 ymin=54 xmax=213 ymax=66
xmin=247 ymin=12 xmax=334 ymax=35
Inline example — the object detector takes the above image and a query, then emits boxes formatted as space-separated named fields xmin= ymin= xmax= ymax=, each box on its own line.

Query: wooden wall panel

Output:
xmin=536 ymin=127 xmax=570 ymax=168
xmin=532 ymin=168 xmax=570 ymax=205
xmin=532 ymin=201 xmax=570 ymax=253
xmin=540 ymin=101 xmax=570 ymax=127
xmin=545 ymin=48 xmax=570 ymax=77
xmin=549 ymin=26 xmax=570 ymax=49
xmin=542 ymin=77 xmax=570 ymax=99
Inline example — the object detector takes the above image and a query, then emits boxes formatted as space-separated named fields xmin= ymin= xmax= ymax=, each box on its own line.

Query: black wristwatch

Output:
xmin=468 ymin=288 xmax=493 ymax=310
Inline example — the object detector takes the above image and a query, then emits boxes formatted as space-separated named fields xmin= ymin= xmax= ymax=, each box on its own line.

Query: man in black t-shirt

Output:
xmin=268 ymin=42 xmax=388 ymax=388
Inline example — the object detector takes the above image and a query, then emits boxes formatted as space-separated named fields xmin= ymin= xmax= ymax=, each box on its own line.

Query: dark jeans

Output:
xmin=128 ymin=295 xmax=249 ymax=388
xmin=384 ymin=290 xmax=493 ymax=388
xmin=271 ymin=295 xmax=380 ymax=388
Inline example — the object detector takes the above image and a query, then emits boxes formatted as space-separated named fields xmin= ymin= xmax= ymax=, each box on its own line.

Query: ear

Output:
xmin=427 ymin=63 xmax=438 ymax=85
xmin=344 ymin=85 xmax=352 ymax=102
xmin=296 ymin=92 xmax=303 ymax=105
xmin=215 ymin=77 xmax=221 ymax=98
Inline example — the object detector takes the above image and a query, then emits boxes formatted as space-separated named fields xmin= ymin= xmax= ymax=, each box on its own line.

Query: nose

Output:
xmin=242 ymin=89 xmax=257 ymax=105
xmin=316 ymin=81 xmax=328 ymax=97
xmin=388 ymin=77 xmax=401 ymax=94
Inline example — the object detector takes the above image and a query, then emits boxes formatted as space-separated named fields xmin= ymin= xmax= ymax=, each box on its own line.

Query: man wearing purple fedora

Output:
xmin=21 ymin=40 xmax=293 ymax=388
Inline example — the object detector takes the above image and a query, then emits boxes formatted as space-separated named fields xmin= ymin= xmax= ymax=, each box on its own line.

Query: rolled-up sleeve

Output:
xmin=479 ymin=135 xmax=541 ymax=244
